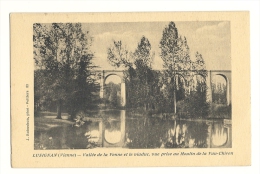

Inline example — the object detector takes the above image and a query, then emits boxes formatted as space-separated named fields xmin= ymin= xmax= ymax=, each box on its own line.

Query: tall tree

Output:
xmin=131 ymin=36 xmax=155 ymax=110
xmin=159 ymin=22 xmax=186 ymax=114
xmin=160 ymin=22 xmax=178 ymax=71
xmin=132 ymin=36 xmax=153 ymax=68
xmin=177 ymin=36 xmax=192 ymax=71
xmin=33 ymin=23 xmax=98 ymax=119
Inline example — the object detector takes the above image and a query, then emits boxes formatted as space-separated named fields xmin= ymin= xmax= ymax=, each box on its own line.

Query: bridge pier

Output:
xmin=206 ymin=71 xmax=212 ymax=103
xmin=226 ymin=75 xmax=231 ymax=105
xmin=99 ymin=75 xmax=104 ymax=99
xmin=121 ymin=82 xmax=126 ymax=107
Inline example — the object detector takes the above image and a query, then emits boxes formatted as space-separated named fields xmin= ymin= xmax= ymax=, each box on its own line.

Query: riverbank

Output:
xmin=125 ymin=103 xmax=231 ymax=120
xmin=34 ymin=115 xmax=73 ymax=132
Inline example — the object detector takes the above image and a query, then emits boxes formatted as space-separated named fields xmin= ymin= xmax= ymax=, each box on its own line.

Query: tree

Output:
xmin=193 ymin=51 xmax=206 ymax=70
xmin=66 ymin=54 xmax=100 ymax=118
xmin=109 ymin=84 xmax=119 ymax=107
xmin=33 ymin=23 xmax=98 ymax=119
xmin=159 ymin=22 xmax=187 ymax=114
xmin=131 ymin=36 xmax=155 ymax=110
xmin=107 ymin=40 xmax=133 ymax=68
xmin=159 ymin=22 xmax=209 ymax=116
xmin=177 ymin=36 xmax=192 ymax=71
xmin=181 ymin=52 xmax=209 ymax=118
xmin=160 ymin=22 xmax=179 ymax=71
xmin=106 ymin=36 xmax=161 ymax=111
xmin=183 ymin=81 xmax=209 ymax=118
xmin=34 ymin=69 xmax=54 ymax=114
xmin=132 ymin=36 xmax=153 ymax=68
xmin=191 ymin=52 xmax=207 ymax=92
xmin=104 ymin=82 xmax=121 ymax=108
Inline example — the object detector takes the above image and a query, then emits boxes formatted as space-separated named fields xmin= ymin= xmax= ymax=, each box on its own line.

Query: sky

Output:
xmin=82 ymin=21 xmax=231 ymax=71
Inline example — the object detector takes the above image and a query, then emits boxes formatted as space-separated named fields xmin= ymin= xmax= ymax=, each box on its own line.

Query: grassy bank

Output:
xmin=125 ymin=104 xmax=231 ymax=120
xmin=34 ymin=111 xmax=103 ymax=132
xmin=34 ymin=115 xmax=73 ymax=132
xmin=208 ymin=104 xmax=231 ymax=119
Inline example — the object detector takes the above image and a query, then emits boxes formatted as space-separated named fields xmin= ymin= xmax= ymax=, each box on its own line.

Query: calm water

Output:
xmin=34 ymin=110 xmax=232 ymax=149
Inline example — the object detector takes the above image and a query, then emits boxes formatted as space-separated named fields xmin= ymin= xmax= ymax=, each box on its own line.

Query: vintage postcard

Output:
xmin=11 ymin=12 xmax=250 ymax=167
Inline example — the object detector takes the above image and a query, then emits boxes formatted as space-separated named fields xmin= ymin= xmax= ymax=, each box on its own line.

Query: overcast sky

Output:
xmin=82 ymin=21 xmax=231 ymax=71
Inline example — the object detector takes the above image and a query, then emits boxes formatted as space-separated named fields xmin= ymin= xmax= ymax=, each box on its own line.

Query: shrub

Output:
xmin=209 ymin=103 xmax=231 ymax=119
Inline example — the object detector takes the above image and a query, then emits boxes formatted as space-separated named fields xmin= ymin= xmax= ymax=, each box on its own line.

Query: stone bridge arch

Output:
xmin=164 ymin=70 xmax=231 ymax=106
xmin=209 ymin=70 xmax=231 ymax=105
xmin=96 ymin=70 xmax=126 ymax=107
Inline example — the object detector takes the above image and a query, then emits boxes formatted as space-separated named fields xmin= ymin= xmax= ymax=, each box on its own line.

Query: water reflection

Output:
xmin=103 ymin=110 xmax=125 ymax=147
xmin=104 ymin=121 xmax=121 ymax=144
xmin=210 ymin=122 xmax=231 ymax=148
xmin=34 ymin=110 xmax=232 ymax=149
xmin=124 ymin=118 xmax=210 ymax=148
xmin=85 ymin=122 xmax=100 ymax=143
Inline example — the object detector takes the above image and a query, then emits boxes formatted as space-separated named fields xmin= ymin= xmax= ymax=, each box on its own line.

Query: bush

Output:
xmin=176 ymin=87 xmax=210 ymax=119
xmin=176 ymin=100 xmax=190 ymax=118
xmin=209 ymin=103 xmax=231 ymax=119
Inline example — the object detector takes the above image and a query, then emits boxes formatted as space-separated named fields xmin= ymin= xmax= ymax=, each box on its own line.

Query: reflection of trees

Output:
xmin=211 ymin=122 xmax=228 ymax=147
xmin=118 ymin=119 xmax=229 ymax=149
xmin=34 ymin=122 xmax=100 ymax=149
xmin=104 ymin=121 xmax=121 ymax=144
xmin=161 ymin=121 xmax=208 ymax=148
xmin=184 ymin=122 xmax=208 ymax=148
xmin=51 ymin=125 xmax=89 ymax=149
xmin=125 ymin=119 xmax=210 ymax=149
xmin=126 ymin=117 xmax=168 ymax=148
xmin=104 ymin=121 xmax=120 ymax=132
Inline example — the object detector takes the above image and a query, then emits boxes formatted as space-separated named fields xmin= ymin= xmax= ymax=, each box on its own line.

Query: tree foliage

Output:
xmin=159 ymin=22 xmax=191 ymax=113
xmin=104 ymin=82 xmax=121 ymax=108
xmin=106 ymin=22 xmax=210 ymax=118
xmin=193 ymin=51 xmax=206 ymax=70
xmin=107 ymin=41 xmax=132 ymax=68
xmin=33 ymin=23 xmax=99 ymax=119
xmin=122 ymin=36 xmax=160 ymax=110
xmin=212 ymin=82 xmax=227 ymax=104
xmin=160 ymin=22 xmax=179 ymax=71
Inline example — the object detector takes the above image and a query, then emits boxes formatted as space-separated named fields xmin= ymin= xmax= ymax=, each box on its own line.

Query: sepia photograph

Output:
xmin=33 ymin=21 xmax=232 ymax=150
xmin=10 ymin=11 xmax=250 ymax=168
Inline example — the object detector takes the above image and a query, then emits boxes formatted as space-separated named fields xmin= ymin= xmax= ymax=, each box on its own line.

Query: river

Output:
xmin=34 ymin=109 xmax=232 ymax=149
